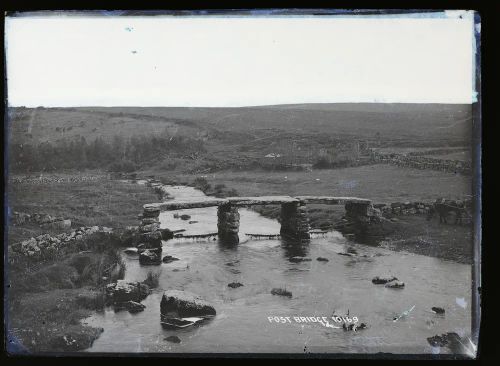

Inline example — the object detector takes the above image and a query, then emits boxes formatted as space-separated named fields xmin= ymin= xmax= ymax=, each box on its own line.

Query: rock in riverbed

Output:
xmin=271 ymin=288 xmax=292 ymax=298
xmin=114 ymin=301 xmax=146 ymax=314
xmin=372 ymin=275 xmax=398 ymax=284
xmin=160 ymin=290 xmax=216 ymax=318
xmin=427 ymin=332 xmax=461 ymax=348
xmin=165 ymin=336 xmax=181 ymax=343
xmin=337 ymin=252 xmax=355 ymax=257
xmin=180 ymin=214 xmax=191 ymax=221
xmin=162 ymin=255 xmax=180 ymax=264
xmin=139 ymin=249 xmax=162 ymax=265
xmin=385 ymin=280 xmax=405 ymax=289
xmin=106 ymin=280 xmax=151 ymax=304
xmin=343 ymin=322 xmax=367 ymax=331
xmin=228 ymin=282 xmax=243 ymax=289
xmin=431 ymin=307 xmax=445 ymax=314
xmin=316 ymin=257 xmax=329 ymax=262
xmin=289 ymin=256 xmax=312 ymax=263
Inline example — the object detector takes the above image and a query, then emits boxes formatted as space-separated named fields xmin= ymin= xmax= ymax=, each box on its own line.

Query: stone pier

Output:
xmin=344 ymin=201 xmax=371 ymax=223
xmin=139 ymin=205 xmax=162 ymax=264
xmin=217 ymin=203 xmax=240 ymax=244
xmin=280 ymin=202 xmax=310 ymax=239
xmin=144 ymin=195 xmax=372 ymax=244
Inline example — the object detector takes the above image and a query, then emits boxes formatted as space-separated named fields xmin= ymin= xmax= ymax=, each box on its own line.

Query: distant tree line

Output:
xmin=9 ymin=133 xmax=205 ymax=173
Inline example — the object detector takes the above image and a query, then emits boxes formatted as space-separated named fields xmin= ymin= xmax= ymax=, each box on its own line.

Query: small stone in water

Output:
xmin=271 ymin=288 xmax=292 ymax=298
xmin=289 ymin=256 xmax=312 ymax=263
xmin=162 ymin=255 xmax=180 ymax=264
xmin=165 ymin=336 xmax=181 ymax=343
xmin=228 ymin=282 xmax=243 ymax=289
xmin=316 ymin=257 xmax=329 ymax=262
xmin=431 ymin=307 xmax=445 ymax=314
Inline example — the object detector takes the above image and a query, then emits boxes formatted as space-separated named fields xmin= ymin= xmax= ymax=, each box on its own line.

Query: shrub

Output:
xmin=107 ymin=160 xmax=137 ymax=173
xmin=193 ymin=177 xmax=211 ymax=192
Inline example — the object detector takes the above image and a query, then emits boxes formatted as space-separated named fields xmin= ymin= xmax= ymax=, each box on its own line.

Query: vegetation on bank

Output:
xmin=9 ymin=130 xmax=205 ymax=173
xmin=8 ymin=176 xmax=159 ymax=244
xmin=7 ymin=232 xmax=127 ymax=353
xmin=6 ymin=176 xmax=159 ymax=353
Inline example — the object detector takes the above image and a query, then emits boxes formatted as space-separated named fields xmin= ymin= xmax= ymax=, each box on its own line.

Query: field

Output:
xmin=162 ymin=164 xmax=471 ymax=202
xmin=9 ymin=104 xmax=472 ymax=145
xmin=8 ymin=104 xmax=472 ymax=174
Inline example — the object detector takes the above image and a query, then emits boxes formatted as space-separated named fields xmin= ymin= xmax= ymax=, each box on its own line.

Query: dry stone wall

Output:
xmin=369 ymin=150 xmax=471 ymax=175
xmin=10 ymin=226 xmax=113 ymax=259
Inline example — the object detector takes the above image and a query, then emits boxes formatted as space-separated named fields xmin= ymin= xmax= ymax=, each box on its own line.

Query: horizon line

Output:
xmin=9 ymin=101 xmax=476 ymax=109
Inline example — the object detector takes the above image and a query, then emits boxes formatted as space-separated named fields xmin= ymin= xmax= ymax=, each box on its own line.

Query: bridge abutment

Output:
xmin=280 ymin=202 xmax=310 ymax=239
xmin=139 ymin=206 xmax=162 ymax=265
xmin=217 ymin=204 xmax=240 ymax=244
xmin=344 ymin=201 xmax=370 ymax=222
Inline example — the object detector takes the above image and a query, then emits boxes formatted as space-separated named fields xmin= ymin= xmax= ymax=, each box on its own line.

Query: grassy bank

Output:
xmin=162 ymin=164 xmax=471 ymax=202
xmin=7 ymin=173 xmax=158 ymax=244
xmin=6 ymin=173 xmax=158 ymax=353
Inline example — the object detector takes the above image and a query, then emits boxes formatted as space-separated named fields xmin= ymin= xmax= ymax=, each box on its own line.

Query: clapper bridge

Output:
xmin=143 ymin=196 xmax=373 ymax=243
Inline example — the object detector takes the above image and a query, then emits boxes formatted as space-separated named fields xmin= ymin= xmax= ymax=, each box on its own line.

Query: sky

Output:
xmin=5 ymin=11 xmax=478 ymax=107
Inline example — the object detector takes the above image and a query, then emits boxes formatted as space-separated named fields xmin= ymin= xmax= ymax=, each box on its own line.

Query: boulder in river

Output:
xmin=343 ymin=322 xmax=367 ymax=331
xmin=165 ymin=336 xmax=181 ymax=343
xmin=385 ymin=280 xmax=405 ymax=289
xmin=372 ymin=275 xmax=398 ymax=284
xmin=180 ymin=214 xmax=191 ymax=221
xmin=160 ymin=290 xmax=216 ymax=318
xmin=140 ymin=231 xmax=163 ymax=248
xmin=114 ymin=301 xmax=146 ymax=314
xmin=289 ymin=256 xmax=312 ymax=263
xmin=228 ymin=282 xmax=243 ymax=289
xmin=139 ymin=249 xmax=162 ymax=265
xmin=316 ymin=257 xmax=329 ymax=262
xmin=123 ymin=247 xmax=139 ymax=255
xmin=271 ymin=288 xmax=292 ymax=298
xmin=162 ymin=255 xmax=180 ymax=264
xmin=160 ymin=228 xmax=174 ymax=240
xmin=431 ymin=307 xmax=445 ymax=314
xmin=337 ymin=252 xmax=355 ymax=257
xmin=106 ymin=280 xmax=151 ymax=304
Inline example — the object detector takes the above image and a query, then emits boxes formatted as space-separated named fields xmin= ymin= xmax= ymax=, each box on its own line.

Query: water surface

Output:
xmin=85 ymin=185 xmax=472 ymax=354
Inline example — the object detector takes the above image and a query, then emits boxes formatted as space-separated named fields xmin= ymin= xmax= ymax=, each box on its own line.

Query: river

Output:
xmin=84 ymin=185 xmax=472 ymax=355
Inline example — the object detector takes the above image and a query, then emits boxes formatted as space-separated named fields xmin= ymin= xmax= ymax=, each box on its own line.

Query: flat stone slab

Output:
xmin=145 ymin=199 xmax=228 ymax=211
xmin=144 ymin=196 xmax=371 ymax=211
xmin=227 ymin=196 xmax=300 ymax=206
xmin=294 ymin=196 xmax=372 ymax=205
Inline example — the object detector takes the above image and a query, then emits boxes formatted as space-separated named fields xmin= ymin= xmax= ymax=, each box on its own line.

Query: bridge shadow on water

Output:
xmin=214 ymin=233 xmax=311 ymax=262
xmin=280 ymin=236 xmax=310 ymax=260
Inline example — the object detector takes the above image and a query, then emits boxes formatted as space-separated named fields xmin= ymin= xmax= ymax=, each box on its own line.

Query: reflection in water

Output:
xmin=84 ymin=185 xmax=472 ymax=355
xmin=281 ymin=236 xmax=310 ymax=260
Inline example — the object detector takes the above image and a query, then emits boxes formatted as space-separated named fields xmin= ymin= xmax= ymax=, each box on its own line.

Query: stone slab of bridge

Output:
xmin=143 ymin=195 xmax=372 ymax=244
